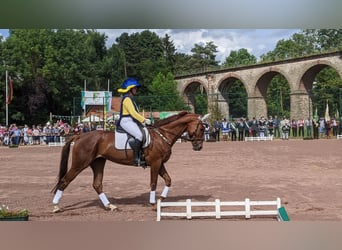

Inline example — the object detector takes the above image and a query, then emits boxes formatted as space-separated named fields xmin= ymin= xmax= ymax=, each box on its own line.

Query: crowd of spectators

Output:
xmin=1 ymin=115 xmax=341 ymax=146
xmin=204 ymin=115 xmax=342 ymax=142
xmin=0 ymin=120 xmax=106 ymax=147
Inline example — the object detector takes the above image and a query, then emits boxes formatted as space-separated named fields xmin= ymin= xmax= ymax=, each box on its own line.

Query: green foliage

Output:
xmin=190 ymin=41 xmax=219 ymax=72
xmin=0 ymin=29 xmax=108 ymax=125
xmin=115 ymin=30 xmax=168 ymax=91
xmin=260 ymin=29 xmax=342 ymax=118
xmin=1 ymin=29 xmax=342 ymax=126
xmin=193 ymin=91 xmax=208 ymax=115
xmin=266 ymin=75 xmax=291 ymax=118
xmin=144 ymin=72 xmax=185 ymax=111
xmin=223 ymin=48 xmax=257 ymax=67
xmin=0 ymin=204 xmax=29 ymax=218
xmin=226 ymin=81 xmax=248 ymax=118
xmin=313 ymin=67 xmax=342 ymax=117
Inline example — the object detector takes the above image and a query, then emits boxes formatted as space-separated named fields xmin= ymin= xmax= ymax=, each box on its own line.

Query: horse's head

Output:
xmin=186 ymin=113 xmax=210 ymax=151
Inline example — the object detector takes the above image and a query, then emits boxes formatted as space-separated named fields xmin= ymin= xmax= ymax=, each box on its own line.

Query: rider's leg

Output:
xmin=129 ymin=138 xmax=145 ymax=167
xmin=120 ymin=117 xmax=146 ymax=167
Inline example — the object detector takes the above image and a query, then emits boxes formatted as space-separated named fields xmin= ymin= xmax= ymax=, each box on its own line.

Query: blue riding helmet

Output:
xmin=117 ymin=78 xmax=141 ymax=93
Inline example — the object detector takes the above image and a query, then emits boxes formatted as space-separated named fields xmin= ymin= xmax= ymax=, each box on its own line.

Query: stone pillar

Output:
xmin=206 ymin=74 xmax=215 ymax=114
xmin=247 ymin=96 xmax=267 ymax=119
xmin=290 ymin=90 xmax=310 ymax=120
xmin=217 ymin=92 xmax=229 ymax=119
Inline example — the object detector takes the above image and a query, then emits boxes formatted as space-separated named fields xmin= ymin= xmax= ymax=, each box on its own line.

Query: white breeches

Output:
xmin=120 ymin=117 xmax=143 ymax=141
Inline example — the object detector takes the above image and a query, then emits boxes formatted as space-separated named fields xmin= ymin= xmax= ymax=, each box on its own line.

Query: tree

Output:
xmin=173 ymin=52 xmax=194 ymax=75
xmin=223 ymin=48 xmax=257 ymax=67
xmin=0 ymin=29 xmax=109 ymax=125
xmin=303 ymin=29 xmax=342 ymax=52
xmin=115 ymin=30 xmax=168 ymax=92
xmin=226 ymin=81 xmax=248 ymax=118
xmin=190 ymin=41 xmax=219 ymax=72
xmin=313 ymin=67 xmax=342 ymax=117
xmin=266 ymin=75 xmax=291 ymax=118
xmin=162 ymin=34 xmax=176 ymax=73
xmin=146 ymin=72 xmax=185 ymax=111
xmin=260 ymin=29 xmax=342 ymax=118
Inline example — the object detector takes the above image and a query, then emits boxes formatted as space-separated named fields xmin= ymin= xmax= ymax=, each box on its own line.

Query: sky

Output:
xmin=0 ymin=29 xmax=301 ymax=63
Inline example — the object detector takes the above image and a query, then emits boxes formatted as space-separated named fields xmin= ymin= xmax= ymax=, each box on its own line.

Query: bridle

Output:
xmin=153 ymin=119 xmax=204 ymax=147
xmin=187 ymin=120 xmax=204 ymax=148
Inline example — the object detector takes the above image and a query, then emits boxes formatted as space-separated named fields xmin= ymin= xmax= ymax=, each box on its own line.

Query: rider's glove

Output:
xmin=144 ymin=119 xmax=152 ymax=125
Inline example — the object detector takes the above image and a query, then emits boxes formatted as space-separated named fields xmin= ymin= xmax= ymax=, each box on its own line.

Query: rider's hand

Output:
xmin=144 ymin=119 xmax=152 ymax=125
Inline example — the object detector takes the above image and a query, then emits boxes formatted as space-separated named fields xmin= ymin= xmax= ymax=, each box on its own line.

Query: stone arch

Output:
xmin=217 ymin=72 xmax=248 ymax=92
xmin=253 ymin=67 xmax=292 ymax=96
xmin=181 ymin=78 xmax=207 ymax=113
xmin=216 ymin=73 xmax=248 ymax=119
xmin=249 ymin=68 xmax=291 ymax=119
xmin=175 ymin=52 xmax=342 ymax=120
xmin=181 ymin=78 xmax=207 ymax=94
xmin=293 ymin=60 xmax=342 ymax=120
xmin=297 ymin=59 xmax=341 ymax=91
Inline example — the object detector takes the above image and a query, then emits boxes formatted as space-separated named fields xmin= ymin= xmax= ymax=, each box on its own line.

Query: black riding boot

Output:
xmin=129 ymin=139 xmax=146 ymax=168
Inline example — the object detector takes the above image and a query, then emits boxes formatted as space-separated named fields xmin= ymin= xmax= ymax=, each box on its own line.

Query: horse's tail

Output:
xmin=51 ymin=135 xmax=78 ymax=193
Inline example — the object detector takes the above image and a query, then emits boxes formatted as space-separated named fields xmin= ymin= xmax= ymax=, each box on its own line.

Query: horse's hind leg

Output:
xmin=91 ymin=158 xmax=118 ymax=211
xmin=52 ymin=164 xmax=88 ymax=212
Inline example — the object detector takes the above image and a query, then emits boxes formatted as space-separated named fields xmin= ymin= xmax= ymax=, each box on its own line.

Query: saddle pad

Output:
xmin=115 ymin=127 xmax=150 ymax=150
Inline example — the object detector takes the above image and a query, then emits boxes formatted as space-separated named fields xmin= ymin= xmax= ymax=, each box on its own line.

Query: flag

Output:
xmin=325 ymin=101 xmax=330 ymax=122
xmin=6 ymin=78 xmax=13 ymax=104
xmin=313 ymin=107 xmax=318 ymax=122
xmin=335 ymin=107 xmax=339 ymax=120
xmin=335 ymin=104 xmax=340 ymax=120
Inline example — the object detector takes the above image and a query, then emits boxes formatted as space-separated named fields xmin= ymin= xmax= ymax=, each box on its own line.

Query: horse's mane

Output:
xmin=154 ymin=111 xmax=189 ymax=127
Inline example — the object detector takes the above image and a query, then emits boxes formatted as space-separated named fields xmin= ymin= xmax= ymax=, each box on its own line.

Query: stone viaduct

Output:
xmin=175 ymin=51 xmax=342 ymax=120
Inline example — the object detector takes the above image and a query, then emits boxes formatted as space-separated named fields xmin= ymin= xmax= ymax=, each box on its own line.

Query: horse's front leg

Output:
xmin=149 ymin=162 xmax=160 ymax=205
xmin=158 ymin=163 xmax=171 ymax=202
xmin=91 ymin=158 xmax=118 ymax=211
xmin=150 ymin=162 xmax=171 ymax=207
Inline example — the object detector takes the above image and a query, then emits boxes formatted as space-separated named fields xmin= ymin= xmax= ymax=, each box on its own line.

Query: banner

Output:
xmin=81 ymin=91 xmax=112 ymax=111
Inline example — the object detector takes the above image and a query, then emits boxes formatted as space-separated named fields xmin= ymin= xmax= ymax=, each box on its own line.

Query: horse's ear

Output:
xmin=200 ymin=113 xmax=211 ymax=121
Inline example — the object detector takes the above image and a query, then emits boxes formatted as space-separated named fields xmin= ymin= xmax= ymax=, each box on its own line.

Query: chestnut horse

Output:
xmin=51 ymin=111 xmax=208 ymax=213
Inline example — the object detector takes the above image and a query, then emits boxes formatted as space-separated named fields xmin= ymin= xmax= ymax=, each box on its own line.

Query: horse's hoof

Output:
xmin=53 ymin=205 xmax=61 ymax=213
xmin=150 ymin=203 xmax=157 ymax=211
xmin=105 ymin=204 xmax=118 ymax=211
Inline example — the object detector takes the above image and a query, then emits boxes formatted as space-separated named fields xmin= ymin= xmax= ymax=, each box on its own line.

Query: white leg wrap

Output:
xmin=99 ymin=193 xmax=110 ymax=206
xmin=161 ymin=186 xmax=169 ymax=198
xmin=53 ymin=190 xmax=63 ymax=205
xmin=150 ymin=191 xmax=156 ymax=204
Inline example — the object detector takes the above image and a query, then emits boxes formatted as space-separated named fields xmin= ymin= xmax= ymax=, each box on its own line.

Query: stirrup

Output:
xmin=133 ymin=158 xmax=147 ymax=168
xmin=140 ymin=160 xmax=147 ymax=169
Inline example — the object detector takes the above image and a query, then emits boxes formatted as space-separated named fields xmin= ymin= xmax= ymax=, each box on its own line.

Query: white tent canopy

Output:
xmin=82 ymin=115 xmax=103 ymax=123
xmin=106 ymin=114 xmax=120 ymax=121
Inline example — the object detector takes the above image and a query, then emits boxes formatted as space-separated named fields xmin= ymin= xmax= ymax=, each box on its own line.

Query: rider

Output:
xmin=117 ymin=78 xmax=151 ymax=167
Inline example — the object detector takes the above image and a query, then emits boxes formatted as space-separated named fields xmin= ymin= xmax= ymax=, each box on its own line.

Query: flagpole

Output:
xmin=83 ymin=80 xmax=86 ymax=117
xmin=5 ymin=70 xmax=8 ymax=127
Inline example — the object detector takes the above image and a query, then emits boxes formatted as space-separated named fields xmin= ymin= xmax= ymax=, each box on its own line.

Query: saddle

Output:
xmin=114 ymin=125 xmax=151 ymax=150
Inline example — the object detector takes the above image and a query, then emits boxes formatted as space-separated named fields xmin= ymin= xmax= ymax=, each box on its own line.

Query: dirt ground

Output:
xmin=1 ymin=138 xmax=341 ymax=221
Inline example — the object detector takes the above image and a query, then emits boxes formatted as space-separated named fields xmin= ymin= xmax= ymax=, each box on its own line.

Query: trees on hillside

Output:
xmin=260 ymin=29 xmax=342 ymax=118
xmin=1 ymin=29 xmax=342 ymax=125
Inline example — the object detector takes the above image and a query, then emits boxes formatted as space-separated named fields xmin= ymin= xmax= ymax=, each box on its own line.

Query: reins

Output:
xmin=152 ymin=128 xmax=173 ymax=146
xmin=151 ymin=118 xmax=204 ymax=146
